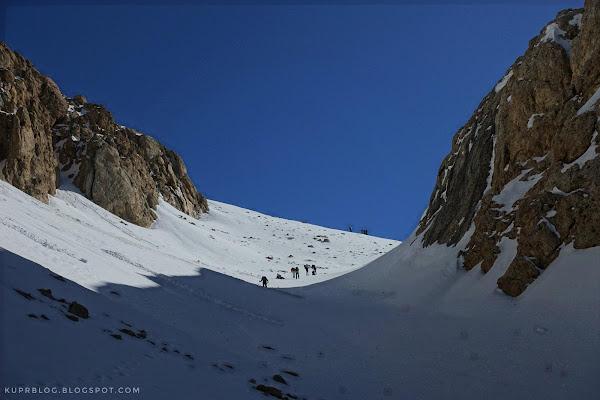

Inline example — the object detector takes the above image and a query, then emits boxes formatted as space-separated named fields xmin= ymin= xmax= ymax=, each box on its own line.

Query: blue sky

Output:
xmin=4 ymin=1 xmax=584 ymax=240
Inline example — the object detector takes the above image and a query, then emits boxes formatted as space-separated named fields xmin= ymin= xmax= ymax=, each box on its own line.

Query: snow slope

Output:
xmin=0 ymin=180 xmax=398 ymax=291
xmin=1 ymin=181 xmax=599 ymax=399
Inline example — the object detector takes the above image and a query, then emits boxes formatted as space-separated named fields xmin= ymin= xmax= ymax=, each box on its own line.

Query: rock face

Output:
xmin=417 ymin=2 xmax=600 ymax=296
xmin=0 ymin=42 xmax=208 ymax=226
xmin=0 ymin=42 xmax=67 ymax=201
xmin=54 ymin=97 xmax=208 ymax=226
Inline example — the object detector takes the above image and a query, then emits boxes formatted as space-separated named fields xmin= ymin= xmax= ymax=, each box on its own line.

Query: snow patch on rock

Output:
xmin=561 ymin=131 xmax=598 ymax=173
xmin=527 ymin=113 xmax=544 ymax=129
xmin=482 ymin=135 xmax=497 ymax=197
xmin=568 ymin=13 xmax=582 ymax=28
xmin=540 ymin=23 xmax=572 ymax=58
xmin=492 ymin=169 xmax=544 ymax=212
xmin=576 ymin=87 xmax=600 ymax=116
xmin=494 ymin=70 xmax=514 ymax=93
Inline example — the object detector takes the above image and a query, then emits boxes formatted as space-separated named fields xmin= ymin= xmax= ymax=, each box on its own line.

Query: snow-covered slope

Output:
xmin=1 ymin=180 xmax=599 ymax=400
xmin=0 ymin=180 xmax=398 ymax=291
xmin=2 ymin=5 xmax=600 ymax=398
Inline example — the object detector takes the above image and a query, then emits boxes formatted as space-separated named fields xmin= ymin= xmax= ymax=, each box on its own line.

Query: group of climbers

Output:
xmin=302 ymin=264 xmax=317 ymax=276
xmin=260 ymin=264 xmax=318 ymax=288
xmin=291 ymin=267 xmax=300 ymax=279
xmin=348 ymin=226 xmax=368 ymax=235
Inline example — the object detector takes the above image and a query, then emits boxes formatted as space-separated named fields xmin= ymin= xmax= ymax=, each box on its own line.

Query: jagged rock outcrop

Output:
xmin=54 ymin=97 xmax=208 ymax=226
xmin=417 ymin=2 xmax=600 ymax=296
xmin=0 ymin=42 xmax=208 ymax=226
xmin=0 ymin=43 xmax=67 ymax=201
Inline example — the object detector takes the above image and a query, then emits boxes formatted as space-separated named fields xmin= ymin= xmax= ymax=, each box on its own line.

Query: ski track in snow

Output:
xmin=101 ymin=248 xmax=284 ymax=325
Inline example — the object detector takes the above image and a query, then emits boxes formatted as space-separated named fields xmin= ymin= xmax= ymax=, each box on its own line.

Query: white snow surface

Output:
xmin=527 ymin=113 xmax=544 ymax=129
xmin=551 ymin=186 xmax=569 ymax=196
xmin=540 ymin=22 xmax=572 ymax=58
xmin=0 ymin=181 xmax=397 ymax=290
xmin=561 ymin=131 xmax=598 ymax=173
xmin=576 ymin=86 xmax=600 ymax=115
xmin=482 ymin=135 xmax=496 ymax=197
xmin=494 ymin=70 xmax=513 ymax=93
xmin=492 ymin=168 xmax=544 ymax=212
xmin=569 ymin=13 xmax=583 ymax=28
xmin=0 ymin=181 xmax=599 ymax=399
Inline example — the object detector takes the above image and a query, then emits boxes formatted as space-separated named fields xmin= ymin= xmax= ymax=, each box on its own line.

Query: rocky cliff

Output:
xmin=417 ymin=2 xmax=600 ymax=296
xmin=0 ymin=42 xmax=208 ymax=227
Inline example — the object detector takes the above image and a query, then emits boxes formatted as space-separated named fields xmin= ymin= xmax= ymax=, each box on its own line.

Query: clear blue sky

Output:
xmin=4 ymin=1 xmax=584 ymax=240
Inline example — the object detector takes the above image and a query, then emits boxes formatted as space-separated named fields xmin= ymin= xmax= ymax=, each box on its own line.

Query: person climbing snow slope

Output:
xmin=260 ymin=276 xmax=268 ymax=287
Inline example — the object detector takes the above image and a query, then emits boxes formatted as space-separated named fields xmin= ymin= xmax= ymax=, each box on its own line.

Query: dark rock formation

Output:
xmin=38 ymin=288 xmax=56 ymax=300
xmin=255 ymin=384 xmax=283 ymax=399
xmin=65 ymin=314 xmax=79 ymax=322
xmin=418 ymin=3 xmax=599 ymax=296
xmin=119 ymin=328 xmax=137 ymax=337
xmin=13 ymin=289 xmax=34 ymax=300
xmin=0 ymin=42 xmax=208 ymax=227
xmin=68 ymin=301 xmax=89 ymax=319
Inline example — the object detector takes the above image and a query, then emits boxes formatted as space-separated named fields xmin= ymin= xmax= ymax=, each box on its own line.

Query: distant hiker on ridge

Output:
xmin=295 ymin=267 xmax=300 ymax=279
xmin=304 ymin=264 xmax=309 ymax=275
xmin=312 ymin=264 xmax=316 ymax=275
xmin=260 ymin=276 xmax=268 ymax=288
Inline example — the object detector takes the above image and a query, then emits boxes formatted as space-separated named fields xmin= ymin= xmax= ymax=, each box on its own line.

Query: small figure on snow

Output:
xmin=260 ymin=276 xmax=269 ymax=287
xmin=311 ymin=264 xmax=317 ymax=275
xmin=295 ymin=267 xmax=300 ymax=279
xmin=276 ymin=274 xmax=284 ymax=279
xmin=304 ymin=264 xmax=309 ymax=275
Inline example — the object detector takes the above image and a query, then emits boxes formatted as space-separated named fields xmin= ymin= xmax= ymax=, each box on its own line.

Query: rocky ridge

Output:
xmin=0 ymin=42 xmax=208 ymax=227
xmin=417 ymin=2 xmax=600 ymax=296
